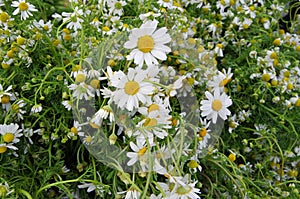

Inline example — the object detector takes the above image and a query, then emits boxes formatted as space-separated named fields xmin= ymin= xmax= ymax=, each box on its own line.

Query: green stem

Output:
xmin=17 ymin=189 xmax=33 ymax=199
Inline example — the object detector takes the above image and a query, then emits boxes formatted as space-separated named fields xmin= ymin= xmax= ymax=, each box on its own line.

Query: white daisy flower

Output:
xmin=109 ymin=67 xmax=154 ymax=111
xmin=33 ymin=19 xmax=53 ymax=33
xmin=126 ymin=139 xmax=148 ymax=167
xmin=1 ymin=92 xmax=16 ymax=111
xmin=68 ymin=82 xmax=95 ymax=100
xmin=207 ymin=68 xmax=232 ymax=92
xmin=82 ymin=134 xmax=94 ymax=145
xmin=62 ymin=100 xmax=72 ymax=111
xmin=91 ymin=105 xmax=114 ymax=126
xmin=11 ymin=99 xmax=26 ymax=120
xmin=138 ymin=110 xmax=171 ymax=139
xmin=30 ymin=104 xmax=42 ymax=113
xmin=124 ymin=20 xmax=171 ymax=67
xmin=106 ymin=0 xmax=127 ymax=16
xmin=168 ymin=176 xmax=201 ymax=199
xmin=62 ymin=7 xmax=84 ymax=31
xmin=0 ymin=123 xmax=22 ymax=144
xmin=0 ymin=143 xmax=18 ymax=154
xmin=11 ymin=0 xmax=38 ymax=20
xmin=200 ymin=90 xmax=232 ymax=123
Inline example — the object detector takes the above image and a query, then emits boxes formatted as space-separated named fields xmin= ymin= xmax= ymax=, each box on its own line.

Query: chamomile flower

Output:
xmin=62 ymin=7 xmax=84 ymax=31
xmin=68 ymin=82 xmax=95 ymax=100
xmin=0 ymin=123 xmax=22 ymax=144
xmin=168 ymin=175 xmax=201 ymax=199
xmin=91 ymin=105 xmax=114 ymax=126
xmin=33 ymin=19 xmax=53 ymax=33
xmin=126 ymin=139 xmax=148 ymax=167
xmin=1 ymin=92 xmax=16 ymax=111
xmin=30 ymin=104 xmax=42 ymax=113
xmin=11 ymin=99 xmax=26 ymax=120
xmin=200 ymin=89 xmax=232 ymax=123
xmin=124 ymin=20 xmax=171 ymax=67
xmin=82 ymin=134 xmax=94 ymax=145
xmin=109 ymin=67 xmax=154 ymax=111
xmin=11 ymin=0 xmax=37 ymax=20
xmin=106 ymin=0 xmax=127 ymax=16
xmin=62 ymin=100 xmax=72 ymax=111
xmin=0 ymin=143 xmax=18 ymax=154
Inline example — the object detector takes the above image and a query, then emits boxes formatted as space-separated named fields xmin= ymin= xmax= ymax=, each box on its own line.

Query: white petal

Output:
xmin=151 ymin=50 xmax=167 ymax=60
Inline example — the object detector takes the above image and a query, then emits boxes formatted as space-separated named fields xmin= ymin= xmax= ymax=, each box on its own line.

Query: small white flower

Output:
xmin=124 ymin=20 xmax=171 ymax=67
xmin=62 ymin=7 xmax=84 ymax=31
xmin=200 ymin=90 xmax=232 ymax=123
xmin=0 ymin=123 xmax=22 ymax=144
xmin=126 ymin=139 xmax=148 ymax=167
xmin=12 ymin=0 xmax=38 ymax=20
xmin=30 ymin=104 xmax=42 ymax=113
xmin=78 ymin=182 xmax=96 ymax=193
xmin=109 ymin=67 xmax=154 ymax=111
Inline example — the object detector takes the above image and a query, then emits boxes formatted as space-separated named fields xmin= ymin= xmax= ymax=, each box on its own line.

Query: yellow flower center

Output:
xmin=102 ymin=26 xmax=110 ymax=32
xmin=295 ymin=98 xmax=300 ymax=107
xmin=108 ymin=59 xmax=115 ymax=67
xmin=85 ymin=135 xmax=93 ymax=143
xmin=114 ymin=2 xmax=122 ymax=9
xmin=63 ymin=34 xmax=72 ymax=41
xmin=0 ymin=12 xmax=9 ymax=23
xmin=287 ymin=83 xmax=294 ymax=90
xmin=17 ymin=36 xmax=25 ymax=45
xmin=3 ymin=133 xmax=14 ymax=143
xmin=75 ymin=73 xmax=86 ymax=83
xmin=43 ymin=25 xmax=49 ymax=31
xmin=229 ymin=121 xmax=237 ymax=128
xmin=243 ymin=24 xmax=249 ymax=29
xmin=228 ymin=153 xmax=236 ymax=162
xmin=1 ymin=63 xmax=10 ymax=69
xmin=219 ymin=78 xmax=229 ymax=87
xmin=212 ymin=99 xmax=223 ymax=111
xmin=148 ymin=104 xmax=160 ymax=113
xmin=0 ymin=146 xmax=7 ymax=153
xmin=296 ymin=46 xmax=300 ymax=52
xmin=124 ymin=81 xmax=139 ymax=95
xmin=70 ymin=127 xmax=78 ymax=135
xmin=0 ymin=185 xmax=7 ymax=196
xmin=11 ymin=104 xmax=19 ymax=113
xmin=176 ymin=185 xmax=192 ymax=195
xmin=138 ymin=147 xmax=147 ymax=157
xmin=199 ymin=128 xmax=207 ymax=137
xmin=249 ymin=6 xmax=255 ymax=11
xmin=271 ymin=80 xmax=278 ymax=86
xmin=1 ymin=95 xmax=10 ymax=104
xmin=270 ymin=52 xmax=277 ymax=59
xmin=262 ymin=74 xmax=270 ymax=82
xmin=137 ymin=35 xmax=154 ymax=53
xmin=188 ymin=160 xmax=199 ymax=169
xmin=284 ymin=70 xmax=290 ymax=78
xmin=18 ymin=2 xmax=29 ymax=11
xmin=187 ymin=38 xmax=196 ymax=45
xmin=273 ymin=38 xmax=280 ymax=46
xmin=143 ymin=118 xmax=158 ymax=129
xmin=216 ymin=43 xmax=223 ymax=49
xmin=187 ymin=77 xmax=195 ymax=85
xmin=90 ymin=79 xmax=100 ymax=89
xmin=7 ymin=50 xmax=14 ymax=58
